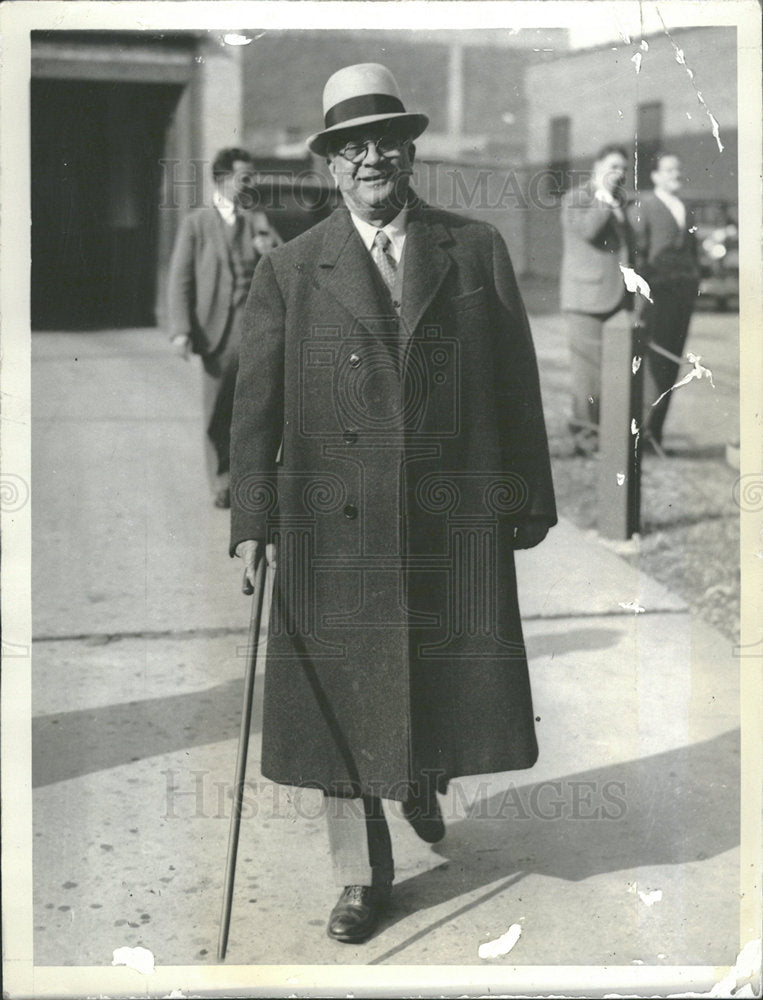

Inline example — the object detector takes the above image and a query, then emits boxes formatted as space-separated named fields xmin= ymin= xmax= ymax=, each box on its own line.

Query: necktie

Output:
xmin=371 ymin=229 xmax=397 ymax=294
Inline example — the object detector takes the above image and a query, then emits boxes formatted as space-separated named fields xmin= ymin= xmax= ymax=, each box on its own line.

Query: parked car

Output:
xmin=244 ymin=157 xmax=342 ymax=244
xmin=686 ymin=199 xmax=739 ymax=311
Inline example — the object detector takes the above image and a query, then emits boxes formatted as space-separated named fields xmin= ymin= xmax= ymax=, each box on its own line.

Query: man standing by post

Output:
xmin=229 ymin=64 xmax=556 ymax=943
xmin=628 ymin=153 xmax=700 ymax=450
xmin=168 ymin=148 xmax=280 ymax=508
xmin=560 ymin=144 xmax=634 ymax=455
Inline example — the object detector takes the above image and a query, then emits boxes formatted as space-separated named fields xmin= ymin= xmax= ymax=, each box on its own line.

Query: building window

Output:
xmin=548 ymin=115 xmax=571 ymax=198
xmin=636 ymin=101 xmax=663 ymax=189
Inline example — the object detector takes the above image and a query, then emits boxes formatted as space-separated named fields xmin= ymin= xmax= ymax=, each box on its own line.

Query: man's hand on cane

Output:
xmin=236 ymin=539 xmax=277 ymax=594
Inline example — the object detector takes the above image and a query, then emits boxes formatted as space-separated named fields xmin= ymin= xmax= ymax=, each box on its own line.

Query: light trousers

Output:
xmin=201 ymin=307 xmax=244 ymax=493
xmin=324 ymin=793 xmax=395 ymax=888
xmin=565 ymin=304 xmax=627 ymax=448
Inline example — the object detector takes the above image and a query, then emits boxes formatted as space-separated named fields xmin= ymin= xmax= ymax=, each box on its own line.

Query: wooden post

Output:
xmin=597 ymin=321 xmax=644 ymax=539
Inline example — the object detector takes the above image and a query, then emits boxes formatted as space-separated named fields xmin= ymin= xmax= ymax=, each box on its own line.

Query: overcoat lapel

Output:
xmin=316 ymin=200 xmax=453 ymax=341
xmin=613 ymin=214 xmax=633 ymax=261
xmin=652 ymin=193 xmax=687 ymax=242
xmin=399 ymin=205 xmax=452 ymax=339
xmin=317 ymin=207 xmax=390 ymax=336
xmin=207 ymin=207 xmax=233 ymax=267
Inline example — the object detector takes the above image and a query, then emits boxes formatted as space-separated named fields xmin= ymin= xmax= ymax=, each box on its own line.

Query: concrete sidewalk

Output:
xmin=31 ymin=329 xmax=740 ymax=972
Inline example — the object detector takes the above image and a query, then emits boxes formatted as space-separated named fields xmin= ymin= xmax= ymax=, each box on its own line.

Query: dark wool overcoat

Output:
xmin=230 ymin=197 xmax=557 ymax=802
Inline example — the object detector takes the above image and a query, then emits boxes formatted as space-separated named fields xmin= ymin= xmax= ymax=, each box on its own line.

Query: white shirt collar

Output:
xmin=654 ymin=187 xmax=686 ymax=227
xmin=213 ymin=189 xmax=237 ymax=226
xmin=349 ymin=206 xmax=408 ymax=263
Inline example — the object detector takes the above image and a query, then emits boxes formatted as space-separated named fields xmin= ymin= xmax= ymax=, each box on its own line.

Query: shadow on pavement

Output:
xmin=526 ymin=626 xmax=622 ymax=658
xmin=32 ymin=674 xmax=261 ymax=788
xmin=372 ymin=728 xmax=739 ymax=960
xmin=643 ymin=443 xmax=729 ymax=462
xmin=32 ymin=627 xmax=621 ymax=787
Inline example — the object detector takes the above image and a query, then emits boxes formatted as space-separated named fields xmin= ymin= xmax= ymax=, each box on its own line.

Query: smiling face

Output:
xmin=651 ymin=154 xmax=683 ymax=195
xmin=327 ymin=124 xmax=416 ymax=224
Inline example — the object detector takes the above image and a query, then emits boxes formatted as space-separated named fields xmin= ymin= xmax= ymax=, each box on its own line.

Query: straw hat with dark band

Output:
xmin=306 ymin=63 xmax=429 ymax=156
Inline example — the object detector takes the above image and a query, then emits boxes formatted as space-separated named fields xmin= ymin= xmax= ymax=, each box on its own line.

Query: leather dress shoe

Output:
xmin=213 ymin=487 xmax=231 ymax=509
xmin=402 ymin=791 xmax=445 ymax=843
xmin=326 ymin=884 xmax=390 ymax=943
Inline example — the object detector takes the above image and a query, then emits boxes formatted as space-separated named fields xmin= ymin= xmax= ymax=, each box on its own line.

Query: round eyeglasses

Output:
xmin=335 ymin=135 xmax=411 ymax=163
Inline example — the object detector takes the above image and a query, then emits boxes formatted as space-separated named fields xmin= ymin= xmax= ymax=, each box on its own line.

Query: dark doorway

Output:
xmin=31 ymin=79 xmax=182 ymax=329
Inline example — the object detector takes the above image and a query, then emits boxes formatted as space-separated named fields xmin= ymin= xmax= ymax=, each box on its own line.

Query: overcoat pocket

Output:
xmin=450 ymin=286 xmax=486 ymax=311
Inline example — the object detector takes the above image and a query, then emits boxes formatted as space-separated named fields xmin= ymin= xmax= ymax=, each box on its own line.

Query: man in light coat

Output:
xmin=560 ymin=144 xmax=634 ymax=455
xmin=230 ymin=64 xmax=556 ymax=943
xmin=167 ymin=148 xmax=280 ymax=507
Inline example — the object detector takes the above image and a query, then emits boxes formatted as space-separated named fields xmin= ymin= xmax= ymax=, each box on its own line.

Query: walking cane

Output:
xmin=217 ymin=555 xmax=268 ymax=962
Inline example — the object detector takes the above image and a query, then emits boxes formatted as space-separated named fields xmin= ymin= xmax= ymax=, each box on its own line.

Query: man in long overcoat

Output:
xmin=230 ymin=64 xmax=556 ymax=943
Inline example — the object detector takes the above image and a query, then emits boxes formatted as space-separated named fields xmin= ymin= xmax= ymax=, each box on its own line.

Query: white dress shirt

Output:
xmin=350 ymin=206 xmax=408 ymax=261
xmin=350 ymin=207 xmax=408 ymax=309
xmin=654 ymin=187 xmax=687 ymax=230
xmin=212 ymin=189 xmax=237 ymax=226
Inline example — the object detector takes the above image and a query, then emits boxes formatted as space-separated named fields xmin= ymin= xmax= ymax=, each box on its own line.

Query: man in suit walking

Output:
xmin=628 ymin=153 xmax=700 ymax=448
xmin=229 ymin=64 xmax=556 ymax=943
xmin=167 ymin=148 xmax=280 ymax=508
xmin=560 ymin=145 xmax=634 ymax=455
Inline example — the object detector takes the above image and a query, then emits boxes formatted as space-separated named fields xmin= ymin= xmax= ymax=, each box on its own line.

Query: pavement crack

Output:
xmin=34 ymin=608 xmax=687 ymax=645
xmin=522 ymin=607 xmax=686 ymax=622
xmin=33 ymin=625 xmax=248 ymax=645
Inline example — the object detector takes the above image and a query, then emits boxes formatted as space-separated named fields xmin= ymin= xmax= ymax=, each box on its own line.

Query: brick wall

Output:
xmin=525 ymin=26 xmax=737 ymax=162
xmin=521 ymin=26 xmax=738 ymax=279
xmin=241 ymin=31 xmax=451 ymax=146
xmin=462 ymin=47 xmax=528 ymax=157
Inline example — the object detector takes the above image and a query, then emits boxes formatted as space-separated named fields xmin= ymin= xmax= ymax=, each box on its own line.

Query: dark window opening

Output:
xmin=635 ymin=101 xmax=663 ymax=190
xmin=547 ymin=115 xmax=571 ymax=199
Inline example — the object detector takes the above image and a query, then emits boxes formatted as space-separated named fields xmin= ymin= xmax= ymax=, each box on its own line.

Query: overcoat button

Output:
xmin=343 ymin=504 xmax=358 ymax=519
xmin=349 ymin=353 xmax=361 ymax=367
xmin=343 ymin=430 xmax=358 ymax=444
